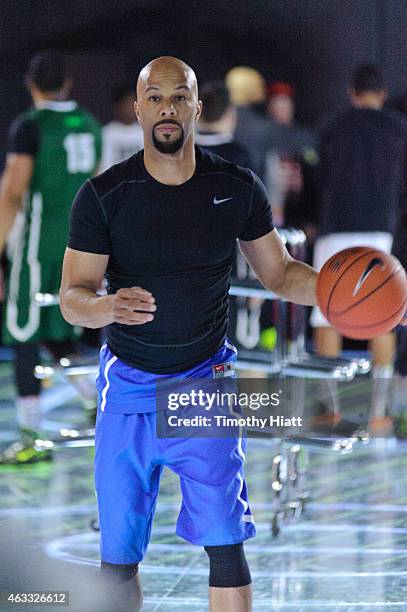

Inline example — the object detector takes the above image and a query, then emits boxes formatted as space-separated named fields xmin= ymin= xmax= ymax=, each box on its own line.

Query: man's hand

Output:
xmin=112 ymin=286 xmax=156 ymax=325
xmin=60 ymin=250 xmax=156 ymax=329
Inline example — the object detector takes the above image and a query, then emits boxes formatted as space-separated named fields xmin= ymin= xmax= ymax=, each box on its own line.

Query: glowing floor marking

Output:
xmin=44 ymin=529 xmax=407 ymax=578
xmin=0 ymin=504 xmax=95 ymax=517
xmin=309 ymin=501 xmax=407 ymax=513
xmin=6 ymin=499 xmax=407 ymax=518
xmin=285 ymin=523 xmax=407 ymax=535
xmin=44 ymin=550 xmax=407 ymax=579
xmin=144 ymin=543 xmax=407 ymax=556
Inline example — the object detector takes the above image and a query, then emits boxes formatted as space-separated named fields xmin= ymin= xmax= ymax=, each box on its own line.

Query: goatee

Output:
xmin=152 ymin=129 xmax=184 ymax=154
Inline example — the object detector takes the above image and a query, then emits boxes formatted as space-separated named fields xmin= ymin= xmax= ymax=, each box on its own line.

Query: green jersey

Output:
xmin=10 ymin=101 xmax=101 ymax=261
xmin=4 ymin=101 xmax=101 ymax=344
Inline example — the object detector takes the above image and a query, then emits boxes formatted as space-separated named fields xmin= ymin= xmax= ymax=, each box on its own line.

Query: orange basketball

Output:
xmin=317 ymin=246 xmax=407 ymax=339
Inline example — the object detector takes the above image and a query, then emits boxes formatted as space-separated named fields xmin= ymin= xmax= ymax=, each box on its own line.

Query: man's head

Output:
xmin=348 ymin=64 xmax=387 ymax=109
xmin=225 ymin=67 xmax=265 ymax=106
xmin=135 ymin=56 xmax=201 ymax=155
xmin=25 ymin=50 xmax=70 ymax=100
xmin=112 ymin=86 xmax=137 ymax=125
xmin=267 ymin=82 xmax=295 ymax=126
xmin=198 ymin=80 xmax=236 ymax=133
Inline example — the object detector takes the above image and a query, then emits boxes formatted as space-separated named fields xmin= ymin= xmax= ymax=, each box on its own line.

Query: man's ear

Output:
xmin=134 ymin=100 xmax=141 ymax=124
xmin=195 ymin=99 xmax=202 ymax=122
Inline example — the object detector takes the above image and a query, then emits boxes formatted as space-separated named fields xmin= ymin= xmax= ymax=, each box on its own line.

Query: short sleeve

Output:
xmin=68 ymin=180 xmax=111 ymax=254
xmin=239 ymin=172 xmax=275 ymax=241
xmin=8 ymin=116 xmax=39 ymax=156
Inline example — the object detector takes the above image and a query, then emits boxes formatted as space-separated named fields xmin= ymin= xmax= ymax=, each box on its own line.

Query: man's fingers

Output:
xmin=114 ymin=287 xmax=156 ymax=324
xmin=117 ymin=287 xmax=155 ymax=302
xmin=116 ymin=310 xmax=154 ymax=325
xmin=116 ymin=298 xmax=157 ymax=313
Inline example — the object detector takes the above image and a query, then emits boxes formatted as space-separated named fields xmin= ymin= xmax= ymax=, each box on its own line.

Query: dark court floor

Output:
xmin=1 ymin=358 xmax=407 ymax=611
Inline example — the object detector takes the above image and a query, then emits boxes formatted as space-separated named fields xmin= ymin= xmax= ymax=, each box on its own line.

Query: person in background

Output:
xmin=311 ymin=64 xmax=407 ymax=433
xmin=225 ymin=66 xmax=277 ymax=180
xmin=265 ymin=81 xmax=318 ymax=232
xmin=100 ymin=85 xmax=143 ymax=171
xmin=267 ymin=82 xmax=317 ymax=159
xmin=0 ymin=50 xmax=101 ymax=463
xmin=196 ymin=80 xmax=252 ymax=167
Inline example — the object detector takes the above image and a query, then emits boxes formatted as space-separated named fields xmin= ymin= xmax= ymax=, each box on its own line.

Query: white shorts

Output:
xmin=310 ymin=232 xmax=393 ymax=328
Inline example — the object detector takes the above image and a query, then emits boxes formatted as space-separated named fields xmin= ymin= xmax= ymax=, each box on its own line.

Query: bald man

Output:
xmin=60 ymin=56 xmax=317 ymax=612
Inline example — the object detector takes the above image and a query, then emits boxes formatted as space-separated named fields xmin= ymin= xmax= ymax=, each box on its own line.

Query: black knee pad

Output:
xmin=204 ymin=543 xmax=251 ymax=588
xmin=101 ymin=560 xmax=139 ymax=584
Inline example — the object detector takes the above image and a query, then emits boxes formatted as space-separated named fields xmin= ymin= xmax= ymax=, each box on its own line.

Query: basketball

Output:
xmin=317 ymin=246 xmax=407 ymax=339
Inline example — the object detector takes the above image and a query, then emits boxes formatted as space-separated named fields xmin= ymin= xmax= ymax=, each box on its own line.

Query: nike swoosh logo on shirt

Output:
xmin=213 ymin=196 xmax=233 ymax=205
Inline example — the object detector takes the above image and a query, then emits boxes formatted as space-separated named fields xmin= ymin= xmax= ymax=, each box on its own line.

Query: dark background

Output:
xmin=2 ymin=0 xmax=407 ymax=167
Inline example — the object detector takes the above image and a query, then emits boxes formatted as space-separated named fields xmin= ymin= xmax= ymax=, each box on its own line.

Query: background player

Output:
xmin=100 ymin=85 xmax=143 ymax=171
xmin=196 ymin=79 xmax=252 ymax=167
xmin=311 ymin=64 xmax=407 ymax=431
xmin=0 ymin=50 xmax=101 ymax=462
xmin=60 ymin=56 xmax=317 ymax=612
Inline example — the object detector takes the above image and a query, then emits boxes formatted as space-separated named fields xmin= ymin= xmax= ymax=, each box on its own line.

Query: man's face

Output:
xmin=135 ymin=64 xmax=201 ymax=154
xmin=268 ymin=95 xmax=294 ymax=126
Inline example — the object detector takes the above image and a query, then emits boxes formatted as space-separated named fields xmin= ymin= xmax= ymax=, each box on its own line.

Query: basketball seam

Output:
xmin=330 ymin=266 xmax=403 ymax=318
xmin=331 ymin=299 xmax=406 ymax=329
xmin=325 ymin=249 xmax=377 ymax=318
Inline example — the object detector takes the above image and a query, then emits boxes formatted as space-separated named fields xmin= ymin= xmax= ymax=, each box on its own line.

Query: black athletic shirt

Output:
xmin=68 ymin=146 xmax=274 ymax=373
xmin=318 ymin=107 xmax=407 ymax=236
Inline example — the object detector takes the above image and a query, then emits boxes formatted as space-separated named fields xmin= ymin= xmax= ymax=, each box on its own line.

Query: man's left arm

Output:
xmin=239 ymin=228 xmax=318 ymax=306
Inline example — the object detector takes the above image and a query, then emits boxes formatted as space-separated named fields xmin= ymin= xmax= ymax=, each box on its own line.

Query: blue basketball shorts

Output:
xmin=94 ymin=340 xmax=256 ymax=565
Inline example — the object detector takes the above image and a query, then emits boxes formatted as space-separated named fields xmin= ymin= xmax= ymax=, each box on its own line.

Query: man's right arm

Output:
xmin=60 ymin=248 xmax=156 ymax=329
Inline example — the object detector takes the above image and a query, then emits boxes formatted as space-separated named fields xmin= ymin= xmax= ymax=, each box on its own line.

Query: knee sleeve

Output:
xmin=204 ymin=543 xmax=251 ymax=588
xmin=101 ymin=560 xmax=139 ymax=584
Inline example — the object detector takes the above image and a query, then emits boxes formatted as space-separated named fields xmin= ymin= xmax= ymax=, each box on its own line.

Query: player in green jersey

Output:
xmin=0 ymin=51 xmax=101 ymax=463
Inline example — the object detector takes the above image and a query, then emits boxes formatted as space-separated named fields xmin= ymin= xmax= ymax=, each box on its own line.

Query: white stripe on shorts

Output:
xmin=100 ymin=354 xmax=118 ymax=412
xmin=225 ymin=339 xmax=238 ymax=354
xmin=236 ymin=436 xmax=250 ymax=514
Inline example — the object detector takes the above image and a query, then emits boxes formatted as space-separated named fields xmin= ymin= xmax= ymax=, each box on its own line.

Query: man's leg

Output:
xmin=370 ymin=332 xmax=396 ymax=368
xmin=368 ymin=332 xmax=396 ymax=433
xmin=164 ymin=428 xmax=255 ymax=612
xmin=95 ymin=405 xmax=162 ymax=612
xmin=14 ymin=343 xmax=42 ymax=431
xmin=205 ymin=544 xmax=252 ymax=612
xmin=314 ymin=326 xmax=342 ymax=357
xmin=0 ymin=343 xmax=53 ymax=465
xmin=393 ymin=327 xmax=407 ymax=414
xmin=100 ymin=561 xmax=143 ymax=612
xmin=209 ymin=585 xmax=252 ymax=612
